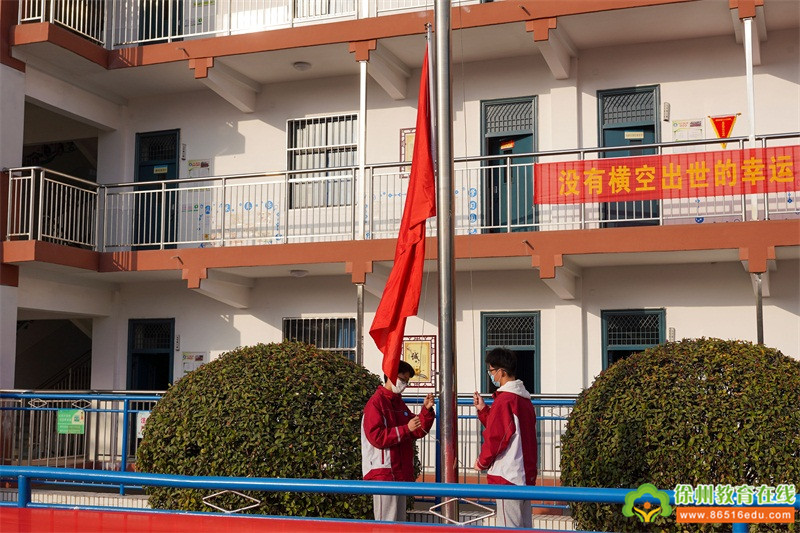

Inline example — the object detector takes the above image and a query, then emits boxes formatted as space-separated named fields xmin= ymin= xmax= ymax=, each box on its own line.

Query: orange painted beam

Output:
xmin=3 ymin=220 xmax=797 ymax=286
xmin=9 ymin=0 xmax=696 ymax=70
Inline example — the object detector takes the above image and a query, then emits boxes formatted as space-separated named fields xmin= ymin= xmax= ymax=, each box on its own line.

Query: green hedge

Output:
xmin=561 ymin=338 xmax=800 ymax=532
xmin=136 ymin=341 xmax=382 ymax=518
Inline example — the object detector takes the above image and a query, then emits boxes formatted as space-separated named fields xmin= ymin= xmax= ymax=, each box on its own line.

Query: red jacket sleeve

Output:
xmin=476 ymin=399 xmax=515 ymax=470
xmin=477 ymin=404 xmax=491 ymax=427
xmin=410 ymin=405 xmax=435 ymax=439
xmin=363 ymin=397 xmax=411 ymax=449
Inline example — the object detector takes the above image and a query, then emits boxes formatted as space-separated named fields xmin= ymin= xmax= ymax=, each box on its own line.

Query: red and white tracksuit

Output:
xmin=476 ymin=379 xmax=538 ymax=527
xmin=361 ymin=385 xmax=435 ymax=521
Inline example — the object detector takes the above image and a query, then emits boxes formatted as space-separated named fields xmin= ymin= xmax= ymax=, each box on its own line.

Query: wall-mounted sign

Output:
xmin=188 ymin=159 xmax=211 ymax=178
xmin=534 ymin=145 xmax=799 ymax=205
xmin=402 ymin=336 xmax=436 ymax=391
xmin=624 ymin=131 xmax=645 ymax=140
xmin=57 ymin=409 xmax=85 ymax=435
xmin=136 ymin=411 xmax=151 ymax=439
xmin=400 ymin=128 xmax=416 ymax=175
xmin=180 ymin=351 xmax=207 ymax=379
xmin=672 ymin=119 xmax=705 ymax=142
xmin=500 ymin=139 xmax=516 ymax=150
xmin=153 ymin=165 xmax=169 ymax=174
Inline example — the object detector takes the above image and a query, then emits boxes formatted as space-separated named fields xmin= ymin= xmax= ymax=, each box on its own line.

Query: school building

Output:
xmin=1 ymin=0 xmax=798 ymax=397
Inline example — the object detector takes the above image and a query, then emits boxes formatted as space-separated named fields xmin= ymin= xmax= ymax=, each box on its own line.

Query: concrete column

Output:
xmin=91 ymin=291 xmax=125 ymax=389
xmin=0 ymin=286 xmax=19 ymax=387
xmin=552 ymin=302 xmax=584 ymax=393
xmin=547 ymin=82 xmax=580 ymax=152
xmin=0 ymin=63 xmax=26 ymax=388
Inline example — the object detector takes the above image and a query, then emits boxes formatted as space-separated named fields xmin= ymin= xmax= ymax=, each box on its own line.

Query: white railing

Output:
xmin=19 ymin=0 xmax=365 ymax=49
xmin=17 ymin=0 xmax=485 ymax=49
xmin=6 ymin=135 xmax=799 ymax=251
xmin=6 ymin=168 xmax=98 ymax=249
xmin=19 ymin=0 xmax=106 ymax=44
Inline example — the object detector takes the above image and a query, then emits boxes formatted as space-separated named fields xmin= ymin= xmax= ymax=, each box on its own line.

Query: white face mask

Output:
xmin=391 ymin=379 xmax=408 ymax=394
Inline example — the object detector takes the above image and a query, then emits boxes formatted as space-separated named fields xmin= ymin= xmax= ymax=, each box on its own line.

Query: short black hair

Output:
xmin=384 ymin=360 xmax=415 ymax=382
xmin=486 ymin=347 xmax=516 ymax=377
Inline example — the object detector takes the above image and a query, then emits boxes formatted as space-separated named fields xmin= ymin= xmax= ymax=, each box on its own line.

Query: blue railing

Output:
xmin=3 ymin=466 xmax=797 ymax=532
xmin=0 ymin=391 xmax=161 ymax=495
xmin=0 ymin=391 xmax=575 ymax=497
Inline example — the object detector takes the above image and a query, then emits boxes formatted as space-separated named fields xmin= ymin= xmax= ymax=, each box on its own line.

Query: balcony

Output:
xmin=17 ymin=0 xmax=478 ymax=49
xmin=5 ymin=135 xmax=799 ymax=252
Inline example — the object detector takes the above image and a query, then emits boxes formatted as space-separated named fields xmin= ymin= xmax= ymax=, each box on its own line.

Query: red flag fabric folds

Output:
xmin=369 ymin=47 xmax=436 ymax=386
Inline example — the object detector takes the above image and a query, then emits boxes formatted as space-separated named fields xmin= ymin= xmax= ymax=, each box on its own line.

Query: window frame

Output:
xmin=601 ymin=308 xmax=666 ymax=369
xmin=282 ymin=317 xmax=357 ymax=361
xmin=286 ymin=114 xmax=358 ymax=209
xmin=479 ymin=311 xmax=541 ymax=394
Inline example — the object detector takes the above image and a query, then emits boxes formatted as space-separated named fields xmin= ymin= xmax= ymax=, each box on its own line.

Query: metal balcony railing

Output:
xmin=5 ymin=135 xmax=799 ymax=252
xmin=17 ymin=0 xmax=480 ymax=49
xmin=0 ymin=390 xmax=574 ymax=503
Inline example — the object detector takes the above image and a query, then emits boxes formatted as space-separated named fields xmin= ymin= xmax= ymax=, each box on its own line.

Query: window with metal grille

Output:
xmin=484 ymin=100 xmax=533 ymax=134
xmin=131 ymin=320 xmax=173 ymax=350
xmin=602 ymin=309 xmax=665 ymax=368
xmin=600 ymin=91 xmax=655 ymax=126
xmin=283 ymin=317 xmax=356 ymax=361
xmin=482 ymin=312 xmax=539 ymax=394
xmin=138 ymin=132 xmax=178 ymax=163
xmin=287 ymin=115 xmax=357 ymax=208
xmin=485 ymin=315 xmax=536 ymax=346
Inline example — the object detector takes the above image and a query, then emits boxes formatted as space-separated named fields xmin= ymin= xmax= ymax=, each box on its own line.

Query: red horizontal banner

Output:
xmin=533 ymin=145 xmax=800 ymax=204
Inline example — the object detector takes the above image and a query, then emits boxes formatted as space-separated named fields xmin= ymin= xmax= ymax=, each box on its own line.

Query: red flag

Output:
xmin=369 ymin=46 xmax=436 ymax=386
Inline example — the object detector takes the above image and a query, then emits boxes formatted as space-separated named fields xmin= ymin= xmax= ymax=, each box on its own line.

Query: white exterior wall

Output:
xmin=46 ymin=259 xmax=794 ymax=391
xmin=7 ymin=24 xmax=798 ymax=391
xmin=54 ymin=29 xmax=797 ymax=187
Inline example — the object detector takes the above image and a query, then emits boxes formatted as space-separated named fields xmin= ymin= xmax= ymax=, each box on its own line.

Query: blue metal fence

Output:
xmin=1 ymin=391 xmax=573 ymax=503
xmin=3 ymin=466 xmax=796 ymax=532
xmin=0 ymin=391 xmax=161 ymax=494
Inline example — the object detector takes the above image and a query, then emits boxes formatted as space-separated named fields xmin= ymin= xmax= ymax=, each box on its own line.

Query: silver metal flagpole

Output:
xmin=434 ymin=0 xmax=458 ymax=522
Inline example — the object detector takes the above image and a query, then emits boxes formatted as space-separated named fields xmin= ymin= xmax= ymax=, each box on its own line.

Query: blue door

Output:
xmin=127 ymin=318 xmax=174 ymax=390
xmin=482 ymin=98 xmax=537 ymax=232
xmin=598 ymin=87 xmax=660 ymax=227
xmin=135 ymin=130 xmax=179 ymax=249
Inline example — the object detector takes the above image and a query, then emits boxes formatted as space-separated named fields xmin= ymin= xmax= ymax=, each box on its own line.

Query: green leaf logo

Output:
xmin=622 ymin=483 xmax=673 ymax=523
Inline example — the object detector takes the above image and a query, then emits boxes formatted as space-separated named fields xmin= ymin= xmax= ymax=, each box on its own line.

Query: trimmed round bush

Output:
xmin=561 ymin=338 xmax=800 ymax=532
xmin=136 ymin=341 xmax=382 ymax=518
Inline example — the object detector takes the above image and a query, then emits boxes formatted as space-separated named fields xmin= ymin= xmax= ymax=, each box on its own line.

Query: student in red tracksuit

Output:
xmin=361 ymin=360 xmax=435 ymax=521
xmin=473 ymin=347 xmax=538 ymax=528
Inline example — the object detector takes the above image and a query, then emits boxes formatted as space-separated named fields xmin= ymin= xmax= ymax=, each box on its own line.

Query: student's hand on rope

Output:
xmin=473 ymin=391 xmax=485 ymax=411
xmin=408 ymin=416 xmax=422 ymax=432
xmin=423 ymin=393 xmax=435 ymax=410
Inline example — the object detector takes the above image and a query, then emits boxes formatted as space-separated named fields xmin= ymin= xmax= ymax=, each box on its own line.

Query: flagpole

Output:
xmin=426 ymin=24 xmax=437 ymax=173
xmin=434 ymin=0 xmax=458 ymax=522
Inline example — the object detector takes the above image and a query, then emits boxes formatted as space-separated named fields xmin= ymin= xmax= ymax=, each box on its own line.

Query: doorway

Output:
xmin=598 ymin=86 xmax=660 ymax=227
xmin=138 ymin=1 xmax=183 ymax=43
xmin=481 ymin=97 xmax=537 ymax=232
xmin=127 ymin=319 xmax=174 ymax=390
xmin=134 ymin=130 xmax=179 ymax=248
xmin=481 ymin=312 xmax=540 ymax=394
